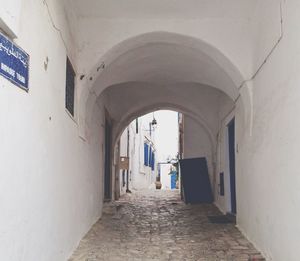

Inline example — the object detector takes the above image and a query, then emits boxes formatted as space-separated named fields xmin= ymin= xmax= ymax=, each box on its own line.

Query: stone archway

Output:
xmin=75 ymin=30 xmax=251 ymax=224
xmin=77 ymin=31 xmax=251 ymax=141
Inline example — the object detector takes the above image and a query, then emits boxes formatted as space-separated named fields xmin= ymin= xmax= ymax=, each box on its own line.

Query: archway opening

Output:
xmin=115 ymin=110 xmax=180 ymax=198
xmin=79 ymin=31 xmax=249 ymax=217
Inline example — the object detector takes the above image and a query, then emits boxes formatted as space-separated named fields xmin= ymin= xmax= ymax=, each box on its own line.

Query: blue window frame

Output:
xmin=144 ymin=144 xmax=155 ymax=170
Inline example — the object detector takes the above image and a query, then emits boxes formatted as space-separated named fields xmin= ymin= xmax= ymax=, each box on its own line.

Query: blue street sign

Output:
xmin=0 ymin=32 xmax=29 ymax=91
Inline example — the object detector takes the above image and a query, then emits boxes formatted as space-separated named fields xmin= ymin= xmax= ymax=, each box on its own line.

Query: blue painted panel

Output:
xmin=144 ymin=143 xmax=149 ymax=166
xmin=148 ymin=146 xmax=152 ymax=167
xmin=179 ymin=157 xmax=213 ymax=203
xmin=151 ymin=152 xmax=155 ymax=170
xmin=0 ymin=32 xmax=29 ymax=91
xmin=228 ymin=118 xmax=236 ymax=214
xmin=171 ymin=171 xmax=177 ymax=189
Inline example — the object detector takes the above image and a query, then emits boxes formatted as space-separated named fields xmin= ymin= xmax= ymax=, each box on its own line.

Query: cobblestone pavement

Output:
xmin=69 ymin=190 xmax=264 ymax=261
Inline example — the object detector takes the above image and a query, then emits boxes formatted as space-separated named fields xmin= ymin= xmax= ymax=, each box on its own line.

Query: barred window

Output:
xmin=65 ymin=57 xmax=75 ymax=116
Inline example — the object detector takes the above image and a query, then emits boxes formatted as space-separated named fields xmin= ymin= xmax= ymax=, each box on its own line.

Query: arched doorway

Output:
xmin=77 ymin=31 xmax=250 ymax=217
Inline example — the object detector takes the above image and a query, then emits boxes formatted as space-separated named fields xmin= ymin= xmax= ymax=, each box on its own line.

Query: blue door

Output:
xmin=228 ymin=118 xmax=237 ymax=214
xmin=170 ymin=171 xmax=177 ymax=189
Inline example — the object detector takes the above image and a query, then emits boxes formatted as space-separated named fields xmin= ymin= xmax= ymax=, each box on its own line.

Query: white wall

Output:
xmin=133 ymin=115 xmax=157 ymax=190
xmin=160 ymin=164 xmax=172 ymax=190
xmin=235 ymin=2 xmax=300 ymax=260
xmin=0 ymin=1 xmax=105 ymax=260
xmin=118 ymin=128 xmax=129 ymax=195
xmin=0 ymin=0 xmax=22 ymax=37
xmin=183 ymin=115 xmax=214 ymax=181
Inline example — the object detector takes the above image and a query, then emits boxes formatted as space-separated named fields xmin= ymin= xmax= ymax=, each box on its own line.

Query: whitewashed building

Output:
xmin=117 ymin=114 xmax=157 ymax=197
xmin=160 ymin=163 xmax=177 ymax=190
xmin=0 ymin=1 xmax=300 ymax=260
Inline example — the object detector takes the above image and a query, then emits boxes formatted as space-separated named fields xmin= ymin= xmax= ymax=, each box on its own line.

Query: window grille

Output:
xmin=65 ymin=57 xmax=75 ymax=116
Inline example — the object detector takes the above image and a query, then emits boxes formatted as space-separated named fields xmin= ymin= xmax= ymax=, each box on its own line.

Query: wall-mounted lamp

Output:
xmin=151 ymin=113 xmax=157 ymax=126
xmin=149 ymin=112 xmax=158 ymax=137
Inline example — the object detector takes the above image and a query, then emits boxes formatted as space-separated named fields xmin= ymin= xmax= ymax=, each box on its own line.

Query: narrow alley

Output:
xmin=3 ymin=1 xmax=300 ymax=260
xmin=69 ymin=190 xmax=264 ymax=261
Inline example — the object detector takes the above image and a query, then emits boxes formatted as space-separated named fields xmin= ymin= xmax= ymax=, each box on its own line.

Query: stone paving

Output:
xmin=69 ymin=190 xmax=265 ymax=261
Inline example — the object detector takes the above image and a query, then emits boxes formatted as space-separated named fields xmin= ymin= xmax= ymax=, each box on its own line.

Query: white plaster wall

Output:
xmin=183 ymin=115 xmax=214 ymax=182
xmin=235 ymin=1 xmax=300 ymax=260
xmin=128 ymin=123 xmax=141 ymax=190
xmin=132 ymin=116 xmax=157 ymax=190
xmin=118 ymin=129 xmax=128 ymax=195
xmin=160 ymin=164 xmax=172 ymax=190
xmin=69 ymin=0 xmax=280 ymax=82
xmin=131 ymin=123 xmax=151 ymax=190
xmin=119 ymin=130 xmax=128 ymax=157
xmin=214 ymin=121 xmax=232 ymax=214
xmin=0 ymin=1 xmax=105 ymax=260
xmin=0 ymin=0 xmax=22 ymax=37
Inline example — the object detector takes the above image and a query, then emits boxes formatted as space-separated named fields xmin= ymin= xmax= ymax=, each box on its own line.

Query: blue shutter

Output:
xmin=151 ymin=152 xmax=155 ymax=170
xmin=148 ymin=146 xmax=152 ymax=167
xmin=144 ymin=143 xmax=149 ymax=166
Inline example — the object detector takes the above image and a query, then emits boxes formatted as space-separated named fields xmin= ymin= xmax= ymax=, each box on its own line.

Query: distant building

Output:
xmin=117 ymin=114 xmax=157 ymax=197
xmin=159 ymin=163 xmax=177 ymax=190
